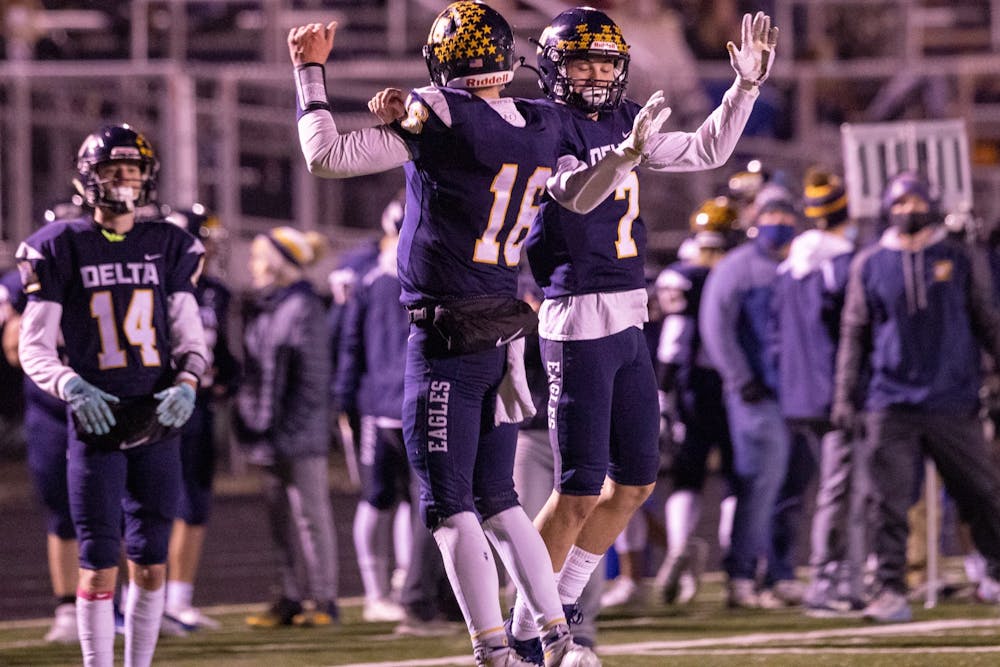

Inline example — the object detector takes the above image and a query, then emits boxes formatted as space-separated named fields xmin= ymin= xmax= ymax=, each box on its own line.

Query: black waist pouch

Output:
xmin=73 ymin=395 xmax=175 ymax=451
xmin=431 ymin=296 xmax=538 ymax=355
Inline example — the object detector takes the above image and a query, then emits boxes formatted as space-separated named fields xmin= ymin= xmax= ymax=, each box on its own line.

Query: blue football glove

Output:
xmin=64 ymin=376 xmax=120 ymax=435
xmin=154 ymin=383 xmax=196 ymax=428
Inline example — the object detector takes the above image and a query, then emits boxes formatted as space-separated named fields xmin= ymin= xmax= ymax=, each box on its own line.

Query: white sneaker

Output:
xmin=977 ymin=576 xmax=1000 ymax=603
xmin=863 ymin=589 xmax=912 ymax=623
xmin=362 ymin=597 xmax=405 ymax=622
xmin=44 ymin=603 xmax=78 ymax=644
xmin=162 ymin=606 xmax=221 ymax=635
xmin=726 ymin=578 xmax=760 ymax=609
xmin=771 ymin=579 xmax=806 ymax=606
xmin=676 ymin=572 xmax=698 ymax=605
xmin=676 ymin=538 xmax=707 ymax=605
xmin=599 ymin=576 xmax=639 ymax=609
xmin=159 ymin=613 xmax=190 ymax=638
xmin=394 ymin=613 xmax=462 ymax=637
xmin=965 ymin=551 xmax=987 ymax=584
xmin=474 ymin=646 xmax=539 ymax=666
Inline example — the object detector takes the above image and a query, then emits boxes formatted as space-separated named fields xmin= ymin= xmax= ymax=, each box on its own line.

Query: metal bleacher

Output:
xmin=2 ymin=0 xmax=1000 ymax=283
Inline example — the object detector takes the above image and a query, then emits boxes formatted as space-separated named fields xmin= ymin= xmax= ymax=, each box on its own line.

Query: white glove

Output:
xmin=727 ymin=11 xmax=779 ymax=87
xmin=615 ymin=90 xmax=672 ymax=161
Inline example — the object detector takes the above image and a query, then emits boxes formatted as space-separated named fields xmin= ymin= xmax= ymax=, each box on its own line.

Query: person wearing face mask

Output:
xmin=832 ymin=170 xmax=1000 ymax=623
xmin=770 ymin=168 xmax=866 ymax=616
xmin=699 ymin=183 xmax=798 ymax=609
xmin=236 ymin=227 xmax=341 ymax=629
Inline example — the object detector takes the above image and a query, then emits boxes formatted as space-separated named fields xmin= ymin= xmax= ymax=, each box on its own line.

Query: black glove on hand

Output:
xmin=739 ymin=378 xmax=772 ymax=404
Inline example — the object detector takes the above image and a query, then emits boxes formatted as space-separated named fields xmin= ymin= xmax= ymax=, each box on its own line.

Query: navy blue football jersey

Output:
xmin=16 ymin=218 xmax=204 ymax=398
xmin=657 ymin=260 xmax=711 ymax=371
xmin=526 ymin=101 xmax=646 ymax=298
xmin=526 ymin=100 xmax=647 ymax=299
xmin=391 ymin=87 xmax=564 ymax=306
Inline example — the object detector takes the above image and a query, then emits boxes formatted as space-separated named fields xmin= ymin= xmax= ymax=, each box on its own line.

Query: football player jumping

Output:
xmin=505 ymin=8 xmax=777 ymax=655
xmin=17 ymin=124 xmax=208 ymax=667
xmin=289 ymin=3 xmax=603 ymax=665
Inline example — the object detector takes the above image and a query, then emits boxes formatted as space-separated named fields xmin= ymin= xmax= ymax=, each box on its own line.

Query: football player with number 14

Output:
xmin=16 ymin=124 xmax=208 ymax=667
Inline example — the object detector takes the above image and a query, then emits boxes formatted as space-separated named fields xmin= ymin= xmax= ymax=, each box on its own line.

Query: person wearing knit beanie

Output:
xmin=250 ymin=227 xmax=326 ymax=290
xmin=773 ymin=165 xmax=862 ymax=615
xmin=802 ymin=168 xmax=849 ymax=230
xmin=240 ymin=224 xmax=339 ymax=629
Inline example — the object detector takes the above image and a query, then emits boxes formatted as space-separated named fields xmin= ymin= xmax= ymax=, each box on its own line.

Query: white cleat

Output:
xmin=474 ymin=646 xmax=539 ymax=666
xmin=44 ymin=603 xmax=78 ymax=644
xmin=599 ymin=576 xmax=640 ymax=609
xmin=543 ymin=626 xmax=602 ymax=667
xmin=362 ymin=597 xmax=405 ymax=622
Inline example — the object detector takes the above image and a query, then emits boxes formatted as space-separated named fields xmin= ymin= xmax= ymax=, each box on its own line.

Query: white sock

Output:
xmin=483 ymin=507 xmax=563 ymax=634
xmin=394 ymin=501 xmax=412 ymax=574
xmin=718 ymin=495 xmax=737 ymax=553
xmin=165 ymin=580 xmax=193 ymax=613
xmin=557 ymin=545 xmax=603 ymax=604
xmin=77 ymin=591 xmax=115 ymax=667
xmin=354 ymin=501 xmax=393 ymax=601
xmin=665 ymin=490 xmax=701 ymax=558
xmin=432 ymin=512 xmax=505 ymax=643
xmin=124 ymin=584 xmax=164 ymax=667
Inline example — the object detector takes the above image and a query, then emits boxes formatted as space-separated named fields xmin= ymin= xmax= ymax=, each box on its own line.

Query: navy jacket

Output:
xmin=335 ymin=251 xmax=407 ymax=421
xmin=835 ymin=226 xmax=1000 ymax=413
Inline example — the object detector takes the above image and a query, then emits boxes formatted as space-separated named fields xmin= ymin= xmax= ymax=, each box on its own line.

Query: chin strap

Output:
xmin=515 ymin=55 xmax=542 ymax=80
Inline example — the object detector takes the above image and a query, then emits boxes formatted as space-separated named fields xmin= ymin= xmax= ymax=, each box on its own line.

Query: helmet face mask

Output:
xmin=423 ymin=1 xmax=515 ymax=90
xmin=75 ymin=124 xmax=158 ymax=215
xmin=537 ymin=8 xmax=630 ymax=113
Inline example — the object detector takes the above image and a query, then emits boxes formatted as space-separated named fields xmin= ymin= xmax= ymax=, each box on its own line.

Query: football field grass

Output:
xmin=4 ymin=575 xmax=1000 ymax=666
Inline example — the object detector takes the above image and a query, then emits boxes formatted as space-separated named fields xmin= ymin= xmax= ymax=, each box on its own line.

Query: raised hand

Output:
xmin=616 ymin=90 xmax=672 ymax=160
xmin=368 ymin=87 xmax=407 ymax=124
xmin=727 ymin=11 xmax=779 ymax=87
xmin=288 ymin=21 xmax=338 ymax=67
xmin=64 ymin=376 xmax=119 ymax=435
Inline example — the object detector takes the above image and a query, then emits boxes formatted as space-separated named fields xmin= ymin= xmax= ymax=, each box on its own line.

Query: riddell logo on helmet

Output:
xmin=455 ymin=71 xmax=514 ymax=89
xmin=464 ymin=73 xmax=511 ymax=87
xmin=589 ymin=40 xmax=620 ymax=52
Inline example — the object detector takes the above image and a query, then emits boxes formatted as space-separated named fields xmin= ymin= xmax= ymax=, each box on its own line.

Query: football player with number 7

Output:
xmin=503 ymin=7 xmax=777 ymax=658
xmin=16 ymin=123 xmax=209 ymax=667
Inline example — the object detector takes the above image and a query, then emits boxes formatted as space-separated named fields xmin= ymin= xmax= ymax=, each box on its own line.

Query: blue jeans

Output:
xmin=722 ymin=392 xmax=791 ymax=581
